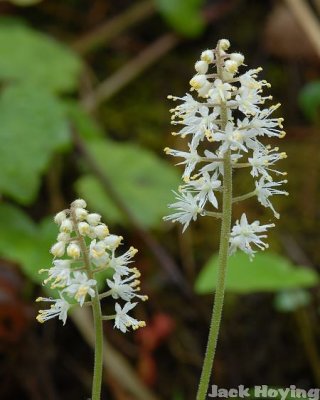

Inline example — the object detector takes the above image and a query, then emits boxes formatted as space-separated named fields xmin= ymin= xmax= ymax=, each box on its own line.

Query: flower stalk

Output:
xmin=164 ymin=39 xmax=288 ymax=398
xmin=36 ymin=199 xmax=147 ymax=399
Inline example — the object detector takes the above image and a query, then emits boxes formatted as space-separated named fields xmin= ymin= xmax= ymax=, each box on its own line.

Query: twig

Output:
xmin=72 ymin=128 xmax=193 ymax=297
xmin=82 ymin=33 xmax=179 ymax=111
xmin=72 ymin=1 xmax=155 ymax=55
xmin=81 ymin=0 xmax=238 ymax=111
xmin=71 ymin=308 xmax=160 ymax=400
xmin=284 ymin=0 xmax=320 ymax=58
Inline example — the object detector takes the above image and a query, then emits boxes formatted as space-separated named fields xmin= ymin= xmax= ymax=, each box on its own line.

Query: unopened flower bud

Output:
xmin=104 ymin=234 xmax=122 ymax=250
xmin=71 ymin=199 xmax=87 ymax=209
xmin=94 ymin=224 xmax=109 ymax=240
xmin=57 ymin=232 xmax=70 ymax=242
xmin=86 ymin=213 xmax=101 ymax=226
xmin=50 ymin=241 xmax=65 ymax=257
xmin=60 ymin=219 xmax=73 ymax=233
xmin=54 ymin=211 xmax=67 ymax=225
xmin=195 ymin=60 xmax=208 ymax=74
xmin=67 ymin=242 xmax=81 ymax=259
xmin=190 ymin=74 xmax=207 ymax=90
xmin=78 ymin=222 xmax=91 ymax=236
xmin=219 ymin=39 xmax=230 ymax=51
xmin=200 ymin=50 xmax=214 ymax=63
xmin=75 ymin=207 xmax=88 ymax=221
xmin=198 ymin=81 xmax=212 ymax=98
xmin=224 ymin=60 xmax=238 ymax=74
xmin=230 ymin=52 xmax=244 ymax=65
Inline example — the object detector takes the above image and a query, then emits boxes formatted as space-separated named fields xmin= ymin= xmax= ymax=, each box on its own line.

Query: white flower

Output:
xmin=89 ymin=239 xmax=110 ymax=267
xmin=41 ymin=259 xmax=72 ymax=288
xmin=209 ymin=79 xmax=233 ymax=103
xmin=164 ymin=191 xmax=202 ymax=232
xmin=107 ymin=272 xmax=147 ymax=302
xmin=64 ymin=272 xmax=96 ymax=306
xmin=114 ymin=302 xmax=145 ymax=333
xmin=255 ymin=178 xmax=288 ymax=218
xmin=248 ymin=106 xmax=285 ymax=138
xmin=184 ymin=172 xmax=221 ymax=208
xmin=235 ymin=85 xmax=262 ymax=115
xmin=175 ymin=105 xmax=219 ymax=149
xmin=214 ymin=122 xmax=248 ymax=154
xmin=229 ymin=213 xmax=275 ymax=259
xmin=164 ymin=145 xmax=201 ymax=180
xmin=169 ymin=93 xmax=200 ymax=120
xmin=36 ymin=296 xmax=70 ymax=325
xmin=248 ymin=146 xmax=287 ymax=180
xmin=165 ymin=40 xmax=287 ymax=237
xmin=37 ymin=199 xmax=147 ymax=331
xmin=109 ymin=246 xmax=138 ymax=275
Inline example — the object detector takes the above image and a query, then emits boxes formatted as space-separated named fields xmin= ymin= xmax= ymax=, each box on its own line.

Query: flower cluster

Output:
xmin=36 ymin=199 xmax=147 ymax=332
xmin=164 ymin=39 xmax=288 ymax=257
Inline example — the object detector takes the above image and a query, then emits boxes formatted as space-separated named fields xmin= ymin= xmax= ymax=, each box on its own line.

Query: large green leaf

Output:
xmin=195 ymin=252 xmax=319 ymax=294
xmin=0 ymin=84 xmax=70 ymax=203
xmin=154 ymin=0 xmax=205 ymax=37
xmin=75 ymin=139 xmax=180 ymax=228
xmin=66 ymin=101 xmax=104 ymax=140
xmin=0 ymin=20 xmax=81 ymax=92
xmin=299 ymin=81 xmax=320 ymax=122
xmin=0 ymin=203 xmax=54 ymax=284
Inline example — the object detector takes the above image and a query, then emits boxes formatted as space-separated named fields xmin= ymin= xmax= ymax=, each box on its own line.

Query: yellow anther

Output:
xmin=279 ymin=131 xmax=286 ymax=138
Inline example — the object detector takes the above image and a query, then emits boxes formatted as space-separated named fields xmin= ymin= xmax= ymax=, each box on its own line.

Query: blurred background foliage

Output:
xmin=0 ymin=0 xmax=320 ymax=399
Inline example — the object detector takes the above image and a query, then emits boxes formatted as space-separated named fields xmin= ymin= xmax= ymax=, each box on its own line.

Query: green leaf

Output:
xmin=154 ymin=0 xmax=205 ymax=37
xmin=195 ymin=252 xmax=319 ymax=294
xmin=0 ymin=202 xmax=37 ymax=264
xmin=0 ymin=203 xmax=54 ymax=284
xmin=66 ymin=101 xmax=104 ymax=140
xmin=75 ymin=139 xmax=180 ymax=228
xmin=0 ymin=84 xmax=70 ymax=203
xmin=299 ymin=81 xmax=320 ymax=122
xmin=0 ymin=20 xmax=81 ymax=92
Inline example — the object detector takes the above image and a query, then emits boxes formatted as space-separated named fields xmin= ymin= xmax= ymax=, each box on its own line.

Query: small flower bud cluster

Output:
xmin=164 ymin=39 xmax=288 ymax=258
xmin=37 ymin=199 xmax=147 ymax=331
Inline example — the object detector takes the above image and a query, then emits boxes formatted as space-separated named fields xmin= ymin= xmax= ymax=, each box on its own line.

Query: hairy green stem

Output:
xmin=196 ymin=150 xmax=232 ymax=400
xmin=196 ymin=42 xmax=233 ymax=400
xmin=71 ymin=208 xmax=104 ymax=400
xmin=91 ymin=289 xmax=104 ymax=400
